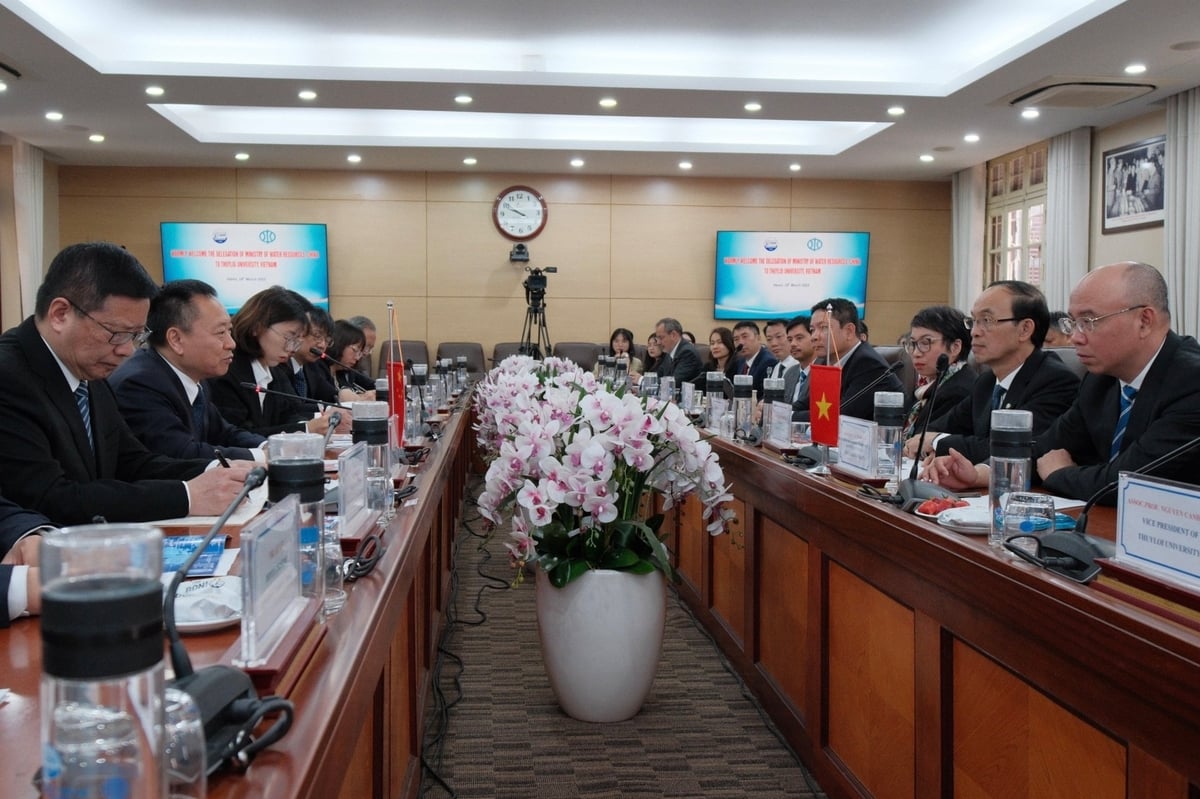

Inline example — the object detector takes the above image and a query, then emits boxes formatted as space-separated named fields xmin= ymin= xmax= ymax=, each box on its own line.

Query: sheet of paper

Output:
xmin=155 ymin=483 xmax=269 ymax=528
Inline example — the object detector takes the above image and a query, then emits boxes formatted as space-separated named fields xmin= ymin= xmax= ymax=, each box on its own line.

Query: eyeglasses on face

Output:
xmin=1057 ymin=305 xmax=1147 ymax=336
xmin=267 ymin=325 xmax=305 ymax=352
xmin=66 ymin=298 xmax=151 ymax=346
xmin=902 ymin=336 xmax=945 ymax=354
xmin=963 ymin=315 xmax=1019 ymax=331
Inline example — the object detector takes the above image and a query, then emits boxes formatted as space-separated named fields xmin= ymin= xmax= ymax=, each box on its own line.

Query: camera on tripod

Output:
xmin=523 ymin=266 xmax=557 ymax=308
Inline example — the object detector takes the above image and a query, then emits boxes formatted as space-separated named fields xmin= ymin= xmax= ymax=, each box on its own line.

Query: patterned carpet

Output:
xmin=420 ymin=492 xmax=826 ymax=799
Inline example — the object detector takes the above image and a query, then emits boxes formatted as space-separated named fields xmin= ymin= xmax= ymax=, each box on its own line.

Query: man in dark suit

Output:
xmin=653 ymin=317 xmax=704 ymax=385
xmin=793 ymin=298 xmax=902 ymax=422
xmin=0 ymin=242 xmax=253 ymax=524
xmin=288 ymin=306 xmax=341 ymax=405
xmin=927 ymin=263 xmax=1200 ymax=502
xmin=922 ymin=280 xmax=1079 ymax=464
xmin=732 ymin=320 xmax=779 ymax=395
xmin=784 ymin=316 xmax=815 ymax=407
xmin=0 ymin=497 xmax=54 ymax=627
xmin=111 ymin=279 xmax=267 ymax=461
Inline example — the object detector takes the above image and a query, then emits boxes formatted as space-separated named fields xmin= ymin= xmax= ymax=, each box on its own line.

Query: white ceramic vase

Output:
xmin=535 ymin=567 xmax=667 ymax=723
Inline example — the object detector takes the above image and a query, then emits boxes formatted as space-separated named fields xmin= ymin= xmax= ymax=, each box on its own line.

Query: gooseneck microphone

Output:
xmin=309 ymin=347 xmax=374 ymax=388
xmin=897 ymin=354 xmax=958 ymax=509
xmin=163 ymin=467 xmax=294 ymax=774
xmin=1074 ymin=432 xmax=1200 ymax=536
xmin=239 ymin=381 xmax=351 ymax=410
xmin=838 ymin=361 xmax=904 ymax=411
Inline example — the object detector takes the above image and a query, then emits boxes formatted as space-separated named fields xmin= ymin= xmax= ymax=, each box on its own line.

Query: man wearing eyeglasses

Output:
xmin=0 ymin=242 xmax=254 ymax=524
xmin=926 ymin=262 xmax=1200 ymax=502
xmin=915 ymin=280 xmax=1079 ymax=464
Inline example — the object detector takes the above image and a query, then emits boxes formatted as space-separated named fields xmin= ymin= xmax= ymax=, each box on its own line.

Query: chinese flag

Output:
xmin=387 ymin=350 xmax=406 ymax=446
xmin=808 ymin=364 xmax=842 ymax=446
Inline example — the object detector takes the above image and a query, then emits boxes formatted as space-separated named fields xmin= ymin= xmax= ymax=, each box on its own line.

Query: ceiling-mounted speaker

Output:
xmin=1003 ymin=79 xmax=1155 ymax=109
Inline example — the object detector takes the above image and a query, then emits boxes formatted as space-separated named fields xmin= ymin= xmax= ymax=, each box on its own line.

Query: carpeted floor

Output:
xmin=420 ymin=492 xmax=827 ymax=799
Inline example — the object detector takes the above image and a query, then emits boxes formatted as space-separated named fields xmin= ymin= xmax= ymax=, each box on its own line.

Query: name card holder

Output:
xmin=708 ymin=397 xmax=729 ymax=434
xmin=337 ymin=440 xmax=378 ymax=545
xmin=830 ymin=416 xmax=878 ymax=483
xmin=765 ymin=401 xmax=793 ymax=450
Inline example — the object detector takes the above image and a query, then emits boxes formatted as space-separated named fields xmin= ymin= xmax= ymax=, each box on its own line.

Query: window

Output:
xmin=986 ymin=142 xmax=1047 ymax=287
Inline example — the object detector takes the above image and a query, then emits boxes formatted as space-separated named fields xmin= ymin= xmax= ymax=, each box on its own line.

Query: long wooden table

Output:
xmin=0 ymin=405 xmax=470 ymax=799
xmin=671 ymin=439 xmax=1200 ymax=799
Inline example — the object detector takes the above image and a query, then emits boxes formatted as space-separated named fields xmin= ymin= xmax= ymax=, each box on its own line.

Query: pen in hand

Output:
xmin=215 ymin=450 xmax=232 ymax=469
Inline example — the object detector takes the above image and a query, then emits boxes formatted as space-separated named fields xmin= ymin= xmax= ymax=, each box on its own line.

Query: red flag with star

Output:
xmin=809 ymin=364 xmax=842 ymax=446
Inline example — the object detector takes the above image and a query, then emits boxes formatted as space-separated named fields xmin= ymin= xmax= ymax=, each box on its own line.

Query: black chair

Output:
xmin=875 ymin=345 xmax=917 ymax=402
xmin=1045 ymin=347 xmax=1087 ymax=379
xmin=436 ymin=342 xmax=486 ymax=375
xmin=492 ymin=342 xmax=524 ymax=366
xmin=376 ymin=339 xmax=429 ymax=377
xmin=552 ymin=342 xmax=602 ymax=371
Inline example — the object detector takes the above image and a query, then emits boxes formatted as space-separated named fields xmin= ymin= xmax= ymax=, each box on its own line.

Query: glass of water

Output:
xmin=164 ymin=687 xmax=207 ymax=798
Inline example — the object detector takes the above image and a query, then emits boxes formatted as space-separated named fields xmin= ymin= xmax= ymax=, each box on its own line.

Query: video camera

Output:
xmin=523 ymin=266 xmax=557 ymax=307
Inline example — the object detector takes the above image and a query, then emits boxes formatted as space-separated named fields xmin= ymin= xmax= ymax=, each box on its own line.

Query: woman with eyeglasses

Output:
xmin=327 ymin=319 xmax=377 ymax=400
xmin=901 ymin=306 xmax=976 ymax=458
xmin=208 ymin=286 xmax=341 ymax=437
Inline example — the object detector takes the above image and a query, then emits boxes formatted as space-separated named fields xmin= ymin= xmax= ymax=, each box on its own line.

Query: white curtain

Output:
xmin=951 ymin=165 xmax=986 ymax=311
xmin=12 ymin=140 xmax=45 ymax=317
xmin=1042 ymin=127 xmax=1091 ymax=312
xmin=1165 ymin=87 xmax=1200 ymax=338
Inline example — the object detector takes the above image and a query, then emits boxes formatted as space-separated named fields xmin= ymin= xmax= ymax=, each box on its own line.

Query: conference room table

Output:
xmin=669 ymin=438 xmax=1200 ymax=799
xmin=0 ymin=403 xmax=471 ymax=799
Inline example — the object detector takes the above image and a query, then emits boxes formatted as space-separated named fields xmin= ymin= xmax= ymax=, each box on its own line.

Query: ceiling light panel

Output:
xmin=153 ymin=105 xmax=890 ymax=155
xmin=10 ymin=0 xmax=1124 ymax=97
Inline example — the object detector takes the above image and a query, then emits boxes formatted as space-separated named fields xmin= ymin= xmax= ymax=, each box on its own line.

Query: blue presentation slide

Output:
xmin=161 ymin=222 xmax=330 ymax=312
xmin=714 ymin=231 xmax=870 ymax=319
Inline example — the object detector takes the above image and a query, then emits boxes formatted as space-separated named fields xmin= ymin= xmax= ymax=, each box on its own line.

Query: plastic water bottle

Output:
xmin=761 ymin=377 xmax=785 ymax=442
xmin=732 ymin=374 xmax=754 ymax=439
xmin=269 ymin=433 xmax=330 ymax=615
xmin=40 ymin=524 xmax=167 ymax=799
xmin=989 ymin=409 xmax=1033 ymax=549
xmin=874 ymin=391 xmax=905 ymax=494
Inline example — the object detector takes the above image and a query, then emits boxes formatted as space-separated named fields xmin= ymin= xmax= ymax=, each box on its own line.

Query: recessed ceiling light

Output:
xmin=462 ymin=156 xmax=477 ymax=166
xmin=678 ymin=160 xmax=693 ymax=170
xmin=919 ymin=154 xmax=934 ymax=162
xmin=234 ymin=152 xmax=250 ymax=161
xmin=1021 ymin=107 xmax=1040 ymax=119
xmin=744 ymin=101 xmax=762 ymax=112
xmin=0 ymin=81 xmax=8 ymax=93
xmin=570 ymin=158 xmax=585 ymax=168
xmin=298 ymin=89 xmax=318 ymax=101
xmin=1124 ymin=63 xmax=1147 ymax=75
xmin=789 ymin=163 xmax=801 ymax=172
xmin=145 ymin=85 xmax=164 ymax=97
xmin=598 ymin=97 xmax=618 ymax=109
xmin=887 ymin=106 xmax=905 ymax=116
xmin=89 ymin=133 xmax=105 ymax=143
xmin=963 ymin=133 xmax=980 ymax=143
xmin=455 ymin=94 xmax=473 ymax=105
xmin=45 ymin=111 xmax=63 ymax=121
xmin=347 ymin=154 xmax=361 ymax=164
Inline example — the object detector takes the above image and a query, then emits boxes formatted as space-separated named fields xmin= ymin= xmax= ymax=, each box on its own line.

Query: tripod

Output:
xmin=519 ymin=293 xmax=552 ymax=358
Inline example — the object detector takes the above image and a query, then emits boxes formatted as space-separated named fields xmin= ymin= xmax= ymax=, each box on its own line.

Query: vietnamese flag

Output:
xmin=809 ymin=364 xmax=842 ymax=446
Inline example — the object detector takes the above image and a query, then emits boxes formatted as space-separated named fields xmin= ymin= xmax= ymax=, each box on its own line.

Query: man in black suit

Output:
xmin=288 ymin=306 xmax=341 ymax=405
xmin=0 ymin=242 xmax=253 ymax=524
xmin=111 ymin=279 xmax=267 ymax=461
xmin=793 ymin=298 xmax=902 ymax=422
xmin=920 ymin=280 xmax=1079 ymax=464
xmin=928 ymin=263 xmax=1200 ymax=502
xmin=0 ymin=497 xmax=54 ymax=627
xmin=784 ymin=315 xmax=815 ymax=407
xmin=732 ymin=320 xmax=779 ymax=395
xmin=653 ymin=317 xmax=704 ymax=385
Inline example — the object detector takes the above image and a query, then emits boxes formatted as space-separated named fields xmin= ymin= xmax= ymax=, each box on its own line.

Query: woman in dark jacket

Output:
xmin=901 ymin=305 xmax=976 ymax=451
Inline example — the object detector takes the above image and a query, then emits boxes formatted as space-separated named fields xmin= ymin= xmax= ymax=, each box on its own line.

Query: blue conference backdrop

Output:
xmin=160 ymin=222 xmax=331 ymax=313
xmin=714 ymin=231 xmax=870 ymax=320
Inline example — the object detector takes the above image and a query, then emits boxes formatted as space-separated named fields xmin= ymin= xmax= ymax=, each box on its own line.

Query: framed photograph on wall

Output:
xmin=1102 ymin=135 xmax=1166 ymax=234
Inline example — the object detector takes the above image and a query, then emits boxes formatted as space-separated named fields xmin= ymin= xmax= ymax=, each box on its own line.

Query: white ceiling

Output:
xmin=1 ymin=0 xmax=1198 ymax=180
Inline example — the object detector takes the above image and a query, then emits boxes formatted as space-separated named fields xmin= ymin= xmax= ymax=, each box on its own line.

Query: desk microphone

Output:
xmin=309 ymin=347 xmax=375 ymax=387
xmin=163 ymin=467 xmax=294 ymax=773
xmin=239 ymin=381 xmax=351 ymax=411
xmin=837 ymin=361 xmax=904 ymax=411
xmin=897 ymin=354 xmax=958 ymax=510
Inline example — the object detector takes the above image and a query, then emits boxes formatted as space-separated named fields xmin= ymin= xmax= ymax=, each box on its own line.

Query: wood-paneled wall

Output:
xmin=53 ymin=168 xmax=951 ymax=356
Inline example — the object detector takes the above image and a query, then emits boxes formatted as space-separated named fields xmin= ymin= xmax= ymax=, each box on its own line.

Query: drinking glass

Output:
xmin=1002 ymin=493 xmax=1057 ymax=556
xmin=639 ymin=374 xmax=659 ymax=399
xmin=163 ymin=687 xmax=207 ymax=798
xmin=790 ymin=422 xmax=812 ymax=447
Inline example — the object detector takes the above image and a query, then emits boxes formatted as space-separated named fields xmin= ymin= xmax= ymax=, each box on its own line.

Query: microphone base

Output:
xmin=898 ymin=478 xmax=958 ymax=512
xmin=170 ymin=665 xmax=259 ymax=774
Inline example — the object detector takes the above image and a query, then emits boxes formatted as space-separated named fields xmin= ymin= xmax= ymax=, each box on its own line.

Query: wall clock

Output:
xmin=492 ymin=185 xmax=548 ymax=241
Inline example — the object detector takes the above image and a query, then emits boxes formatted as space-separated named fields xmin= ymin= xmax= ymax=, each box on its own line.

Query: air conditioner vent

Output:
xmin=1007 ymin=81 xmax=1155 ymax=108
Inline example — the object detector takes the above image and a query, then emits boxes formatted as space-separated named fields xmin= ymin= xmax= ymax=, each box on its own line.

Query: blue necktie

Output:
xmin=1110 ymin=385 xmax=1138 ymax=461
xmin=991 ymin=384 xmax=1007 ymax=410
xmin=74 ymin=382 xmax=93 ymax=450
xmin=191 ymin=388 xmax=207 ymax=439
xmin=293 ymin=366 xmax=308 ymax=399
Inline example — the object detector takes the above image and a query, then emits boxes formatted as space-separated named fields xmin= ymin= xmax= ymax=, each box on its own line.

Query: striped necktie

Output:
xmin=991 ymin=384 xmax=1007 ymax=410
xmin=293 ymin=365 xmax=308 ymax=399
xmin=74 ymin=382 xmax=93 ymax=450
xmin=1110 ymin=385 xmax=1138 ymax=461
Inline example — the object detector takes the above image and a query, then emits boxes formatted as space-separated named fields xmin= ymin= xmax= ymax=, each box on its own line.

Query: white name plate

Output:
xmin=835 ymin=416 xmax=877 ymax=477
xmin=236 ymin=494 xmax=307 ymax=667
xmin=767 ymin=401 xmax=793 ymax=448
xmin=1116 ymin=473 xmax=1200 ymax=587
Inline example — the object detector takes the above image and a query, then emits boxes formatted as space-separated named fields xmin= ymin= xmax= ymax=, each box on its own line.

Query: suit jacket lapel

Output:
xmin=20 ymin=319 xmax=97 ymax=478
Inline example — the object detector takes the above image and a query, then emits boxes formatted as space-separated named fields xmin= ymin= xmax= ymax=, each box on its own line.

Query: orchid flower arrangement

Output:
xmin=475 ymin=355 xmax=733 ymax=588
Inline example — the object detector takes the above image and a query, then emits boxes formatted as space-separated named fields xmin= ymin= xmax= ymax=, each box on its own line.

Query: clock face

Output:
xmin=492 ymin=185 xmax=548 ymax=241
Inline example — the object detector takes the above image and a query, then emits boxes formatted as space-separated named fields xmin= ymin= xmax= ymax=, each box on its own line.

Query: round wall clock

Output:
xmin=492 ymin=185 xmax=548 ymax=241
